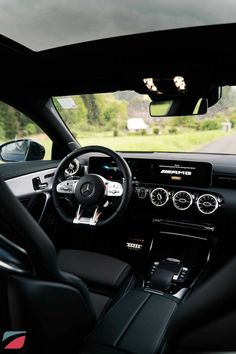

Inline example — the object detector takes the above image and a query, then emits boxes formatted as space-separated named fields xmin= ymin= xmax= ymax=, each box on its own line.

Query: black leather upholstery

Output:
xmin=0 ymin=172 xmax=132 ymax=326
xmin=80 ymin=344 xmax=130 ymax=354
xmin=0 ymin=176 xmax=58 ymax=280
xmin=8 ymin=275 xmax=96 ymax=353
xmin=0 ymin=176 xmax=98 ymax=352
xmin=166 ymin=255 xmax=236 ymax=352
xmin=58 ymin=249 xmax=133 ymax=317
xmin=89 ymin=292 xmax=111 ymax=318
xmin=58 ymin=249 xmax=131 ymax=291
xmin=84 ymin=289 xmax=178 ymax=354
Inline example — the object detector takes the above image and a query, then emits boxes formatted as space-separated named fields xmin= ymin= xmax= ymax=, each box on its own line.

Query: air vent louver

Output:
xmin=150 ymin=188 xmax=169 ymax=207
xmin=173 ymin=191 xmax=193 ymax=210
xmin=197 ymin=194 xmax=218 ymax=214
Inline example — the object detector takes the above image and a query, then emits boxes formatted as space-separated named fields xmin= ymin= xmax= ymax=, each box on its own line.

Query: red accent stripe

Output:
xmin=4 ymin=335 xmax=26 ymax=349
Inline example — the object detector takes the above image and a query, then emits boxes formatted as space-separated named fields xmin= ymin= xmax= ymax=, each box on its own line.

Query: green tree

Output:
xmin=169 ymin=115 xmax=197 ymax=129
xmin=0 ymin=103 xmax=18 ymax=139
xmin=0 ymin=102 xmax=6 ymax=140
xmin=82 ymin=93 xmax=128 ymax=130
xmin=54 ymin=96 xmax=87 ymax=132
xmin=81 ymin=94 xmax=99 ymax=125
xmin=104 ymin=100 xmax=128 ymax=130
xmin=199 ymin=119 xmax=221 ymax=131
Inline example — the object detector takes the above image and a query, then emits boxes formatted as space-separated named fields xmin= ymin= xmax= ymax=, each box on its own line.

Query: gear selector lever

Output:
xmin=148 ymin=258 xmax=189 ymax=291
xmin=150 ymin=268 xmax=174 ymax=291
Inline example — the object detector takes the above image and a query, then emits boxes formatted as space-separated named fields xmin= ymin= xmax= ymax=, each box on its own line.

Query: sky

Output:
xmin=0 ymin=0 xmax=235 ymax=51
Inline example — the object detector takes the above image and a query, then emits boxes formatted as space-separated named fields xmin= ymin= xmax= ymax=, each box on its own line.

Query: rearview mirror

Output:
xmin=0 ymin=139 xmax=45 ymax=162
xmin=150 ymin=98 xmax=208 ymax=117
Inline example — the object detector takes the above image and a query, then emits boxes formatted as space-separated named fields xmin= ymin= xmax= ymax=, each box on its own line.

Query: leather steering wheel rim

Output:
xmin=52 ymin=145 xmax=133 ymax=227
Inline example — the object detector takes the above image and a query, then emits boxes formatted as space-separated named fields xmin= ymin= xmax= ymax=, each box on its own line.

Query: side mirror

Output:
xmin=0 ymin=139 xmax=45 ymax=162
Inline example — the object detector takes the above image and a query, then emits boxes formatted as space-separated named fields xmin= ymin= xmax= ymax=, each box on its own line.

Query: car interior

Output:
xmin=1 ymin=19 xmax=236 ymax=354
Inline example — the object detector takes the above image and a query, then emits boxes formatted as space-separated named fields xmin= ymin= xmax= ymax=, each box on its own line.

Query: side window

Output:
xmin=0 ymin=101 xmax=52 ymax=161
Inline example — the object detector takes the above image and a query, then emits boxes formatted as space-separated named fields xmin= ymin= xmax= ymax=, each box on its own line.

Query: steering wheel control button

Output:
xmin=56 ymin=180 xmax=78 ymax=194
xmin=75 ymin=174 xmax=105 ymax=206
xmin=106 ymin=181 xmax=123 ymax=196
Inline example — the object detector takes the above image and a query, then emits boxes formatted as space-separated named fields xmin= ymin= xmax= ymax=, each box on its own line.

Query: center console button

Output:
xmin=137 ymin=187 xmax=147 ymax=199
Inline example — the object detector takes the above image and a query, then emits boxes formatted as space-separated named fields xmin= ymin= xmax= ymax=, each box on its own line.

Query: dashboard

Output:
xmin=61 ymin=150 xmax=236 ymax=239
xmin=88 ymin=155 xmax=222 ymax=217
xmin=2 ymin=151 xmax=236 ymax=238
xmin=89 ymin=157 xmax=213 ymax=188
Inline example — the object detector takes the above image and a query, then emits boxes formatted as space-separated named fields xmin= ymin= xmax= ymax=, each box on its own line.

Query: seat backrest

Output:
xmin=8 ymin=274 xmax=96 ymax=353
xmin=0 ymin=176 xmax=96 ymax=352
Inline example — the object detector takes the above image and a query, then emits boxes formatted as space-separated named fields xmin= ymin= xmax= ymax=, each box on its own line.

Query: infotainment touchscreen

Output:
xmin=89 ymin=157 xmax=213 ymax=188
xmin=147 ymin=160 xmax=213 ymax=188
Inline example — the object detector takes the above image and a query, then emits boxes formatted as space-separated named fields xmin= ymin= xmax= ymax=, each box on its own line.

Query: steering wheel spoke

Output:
xmin=56 ymin=179 xmax=79 ymax=194
xmin=73 ymin=201 xmax=108 ymax=226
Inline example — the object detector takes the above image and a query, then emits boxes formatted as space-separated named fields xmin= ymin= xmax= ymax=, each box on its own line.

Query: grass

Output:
xmin=0 ymin=129 xmax=231 ymax=162
xmin=77 ymin=130 xmax=230 ymax=152
xmin=41 ymin=140 xmax=52 ymax=159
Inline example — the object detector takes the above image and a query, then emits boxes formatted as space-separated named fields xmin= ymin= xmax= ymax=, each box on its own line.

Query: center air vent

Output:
xmin=150 ymin=188 xmax=169 ymax=207
xmin=173 ymin=191 xmax=193 ymax=211
xmin=197 ymin=194 xmax=219 ymax=214
xmin=64 ymin=159 xmax=80 ymax=176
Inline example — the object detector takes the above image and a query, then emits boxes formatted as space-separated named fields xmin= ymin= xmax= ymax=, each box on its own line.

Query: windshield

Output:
xmin=53 ymin=86 xmax=236 ymax=154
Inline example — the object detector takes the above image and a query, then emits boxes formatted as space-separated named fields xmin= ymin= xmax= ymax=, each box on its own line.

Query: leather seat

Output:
xmin=57 ymin=249 xmax=133 ymax=317
xmin=0 ymin=175 xmax=133 ymax=352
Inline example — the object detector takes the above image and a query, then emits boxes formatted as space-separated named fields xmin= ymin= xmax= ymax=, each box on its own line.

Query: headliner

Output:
xmin=0 ymin=23 xmax=236 ymax=99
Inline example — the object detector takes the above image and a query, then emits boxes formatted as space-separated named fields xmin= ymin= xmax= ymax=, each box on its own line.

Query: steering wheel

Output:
xmin=52 ymin=145 xmax=133 ymax=227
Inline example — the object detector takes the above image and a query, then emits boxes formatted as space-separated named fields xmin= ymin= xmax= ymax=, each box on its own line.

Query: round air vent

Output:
xmin=197 ymin=194 xmax=219 ymax=214
xmin=173 ymin=191 xmax=193 ymax=210
xmin=64 ymin=159 xmax=80 ymax=176
xmin=150 ymin=188 xmax=169 ymax=207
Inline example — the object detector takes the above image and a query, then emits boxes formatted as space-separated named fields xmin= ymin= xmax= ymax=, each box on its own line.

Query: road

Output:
xmin=197 ymin=133 xmax=236 ymax=154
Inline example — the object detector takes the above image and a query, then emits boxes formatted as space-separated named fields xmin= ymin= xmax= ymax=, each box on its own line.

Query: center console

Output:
xmin=83 ymin=231 xmax=211 ymax=354
xmin=84 ymin=156 xmax=215 ymax=354
xmin=147 ymin=257 xmax=189 ymax=291
xmin=141 ymin=231 xmax=211 ymax=298
xmin=84 ymin=289 xmax=179 ymax=354
xmin=98 ymin=157 xmax=214 ymax=297
xmin=89 ymin=155 xmax=213 ymax=301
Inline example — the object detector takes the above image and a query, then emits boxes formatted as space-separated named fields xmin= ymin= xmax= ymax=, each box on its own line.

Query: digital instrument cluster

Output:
xmin=89 ymin=157 xmax=213 ymax=188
